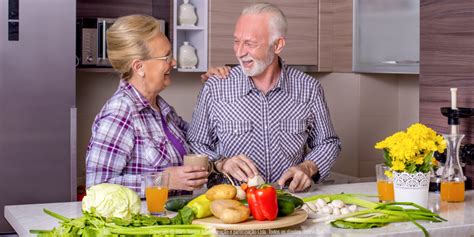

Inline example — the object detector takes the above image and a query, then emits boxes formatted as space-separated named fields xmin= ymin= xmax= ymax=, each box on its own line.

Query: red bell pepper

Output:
xmin=246 ymin=185 xmax=278 ymax=221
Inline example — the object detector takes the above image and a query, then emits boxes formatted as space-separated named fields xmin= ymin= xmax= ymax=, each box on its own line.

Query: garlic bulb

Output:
xmin=340 ymin=207 xmax=351 ymax=215
xmin=247 ymin=175 xmax=265 ymax=187
xmin=235 ymin=186 xmax=246 ymax=200
xmin=331 ymin=200 xmax=345 ymax=209
xmin=316 ymin=198 xmax=327 ymax=208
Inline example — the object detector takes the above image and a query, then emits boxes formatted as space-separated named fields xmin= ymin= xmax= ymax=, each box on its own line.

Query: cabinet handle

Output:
xmin=70 ymin=107 xmax=77 ymax=201
xmin=381 ymin=60 xmax=419 ymax=65
xmin=101 ymin=20 xmax=107 ymax=60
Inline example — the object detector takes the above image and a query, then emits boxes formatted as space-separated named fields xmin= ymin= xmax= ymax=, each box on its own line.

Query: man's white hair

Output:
xmin=241 ymin=2 xmax=288 ymax=43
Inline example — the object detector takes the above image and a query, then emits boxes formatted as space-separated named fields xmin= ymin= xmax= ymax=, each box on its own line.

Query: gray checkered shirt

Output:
xmin=187 ymin=60 xmax=341 ymax=186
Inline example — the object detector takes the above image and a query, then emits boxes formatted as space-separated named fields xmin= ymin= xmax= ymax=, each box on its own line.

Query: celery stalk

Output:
xmin=303 ymin=193 xmax=379 ymax=209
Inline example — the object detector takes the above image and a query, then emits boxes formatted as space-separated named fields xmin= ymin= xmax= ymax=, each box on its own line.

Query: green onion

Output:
xmin=303 ymin=193 xmax=379 ymax=209
xmin=303 ymin=193 xmax=446 ymax=237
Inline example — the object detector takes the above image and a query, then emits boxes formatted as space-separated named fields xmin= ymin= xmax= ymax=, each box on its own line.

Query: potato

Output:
xmin=210 ymin=199 xmax=242 ymax=218
xmin=220 ymin=205 xmax=250 ymax=224
xmin=206 ymin=184 xmax=236 ymax=201
xmin=210 ymin=199 xmax=249 ymax=224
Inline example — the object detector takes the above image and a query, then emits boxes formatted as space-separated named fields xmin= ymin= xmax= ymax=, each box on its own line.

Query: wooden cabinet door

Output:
xmin=420 ymin=0 xmax=474 ymax=142
xmin=209 ymin=0 xmax=318 ymax=67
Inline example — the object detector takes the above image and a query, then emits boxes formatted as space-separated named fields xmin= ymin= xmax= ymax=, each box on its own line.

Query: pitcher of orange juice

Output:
xmin=440 ymin=134 xmax=465 ymax=202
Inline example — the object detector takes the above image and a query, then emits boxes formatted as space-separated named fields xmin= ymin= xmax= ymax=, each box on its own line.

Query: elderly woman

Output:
xmin=85 ymin=15 xmax=227 ymax=197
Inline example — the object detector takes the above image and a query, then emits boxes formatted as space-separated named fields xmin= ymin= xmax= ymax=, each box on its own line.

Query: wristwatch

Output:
xmin=311 ymin=171 xmax=321 ymax=183
xmin=209 ymin=157 xmax=228 ymax=174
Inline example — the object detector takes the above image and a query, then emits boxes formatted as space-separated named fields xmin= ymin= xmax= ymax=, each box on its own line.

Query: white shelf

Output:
xmin=173 ymin=0 xmax=208 ymax=72
xmin=176 ymin=25 xmax=205 ymax=30
xmin=176 ymin=68 xmax=203 ymax=72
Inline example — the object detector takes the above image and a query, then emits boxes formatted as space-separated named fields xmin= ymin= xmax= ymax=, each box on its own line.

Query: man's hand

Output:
xmin=201 ymin=66 xmax=231 ymax=82
xmin=165 ymin=165 xmax=209 ymax=191
xmin=278 ymin=161 xmax=318 ymax=193
xmin=216 ymin=154 xmax=258 ymax=182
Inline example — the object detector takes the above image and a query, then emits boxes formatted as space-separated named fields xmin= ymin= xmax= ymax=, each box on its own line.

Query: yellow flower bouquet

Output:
xmin=375 ymin=123 xmax=446 ymax=175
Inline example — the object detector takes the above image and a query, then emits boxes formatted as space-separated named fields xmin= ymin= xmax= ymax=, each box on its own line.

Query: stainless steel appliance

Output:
xmin=0 ymin=0 xmax=76 ymax=232
xmin=76 ymin=18 xmax=116 ymax=67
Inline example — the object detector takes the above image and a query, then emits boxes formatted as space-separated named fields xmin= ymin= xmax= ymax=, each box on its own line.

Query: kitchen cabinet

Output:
xmin=173 ymin=0 xmax=208 ymax=72
xmin=419 ymin=0 xmax=474 ymax=143
xmin=353 ymin=0 xmax=420 ymax=74
xmin=77 ymin=0 xmax=171 ymax=36
xmin=209 ymin=0 xmax=319 ymax=68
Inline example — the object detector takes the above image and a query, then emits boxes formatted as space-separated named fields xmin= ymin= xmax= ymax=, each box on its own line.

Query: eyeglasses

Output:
xmin=145 ymin=52 xmax=173 ymax=63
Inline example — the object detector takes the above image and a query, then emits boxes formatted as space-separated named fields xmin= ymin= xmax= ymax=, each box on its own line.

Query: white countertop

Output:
xmin=5 ymin=182 xmax=474 ymax=237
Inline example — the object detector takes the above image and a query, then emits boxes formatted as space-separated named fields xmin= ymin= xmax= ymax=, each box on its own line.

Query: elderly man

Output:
xmin=187 ymin=3 xmax=341 ymax=192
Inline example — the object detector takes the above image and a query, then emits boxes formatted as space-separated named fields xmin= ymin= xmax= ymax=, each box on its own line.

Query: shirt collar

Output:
xmin=157 ymin=96 xmax=173 ymax=117
xmin=119 ymin=80 xmax=172 ymax=117
xmin=241 ymin=57 xmax=289 ymax=96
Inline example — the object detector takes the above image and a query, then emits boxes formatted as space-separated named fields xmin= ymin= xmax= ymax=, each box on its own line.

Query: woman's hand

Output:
xmin=201 ymin=66 xmax=231 ymax=82
xmin=165 ymin=165 xmax=209 ymax=191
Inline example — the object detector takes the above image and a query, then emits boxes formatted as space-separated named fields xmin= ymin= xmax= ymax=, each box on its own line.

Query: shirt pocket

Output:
xmin=142 ymin=136 xmax=171 ymax=168
xmin=279 ymin=119 xmax=307 ymax=159
xmin=218 ymin=120 xmax=254 ymax=157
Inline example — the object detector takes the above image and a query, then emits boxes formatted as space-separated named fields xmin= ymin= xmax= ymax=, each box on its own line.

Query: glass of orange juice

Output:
xmin=144 ymin=172 xmax=170 ymax=216
xmin=376 ymin=164 xmax=394 ymax=202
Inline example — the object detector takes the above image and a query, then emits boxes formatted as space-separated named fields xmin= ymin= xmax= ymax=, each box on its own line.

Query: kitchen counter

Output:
xmin=4 ymin=182 xmax=474 ymax=237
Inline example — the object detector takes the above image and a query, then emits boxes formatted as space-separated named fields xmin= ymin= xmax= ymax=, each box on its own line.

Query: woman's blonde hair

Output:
xmin=107 ymin=14 xmax=164 ymax=81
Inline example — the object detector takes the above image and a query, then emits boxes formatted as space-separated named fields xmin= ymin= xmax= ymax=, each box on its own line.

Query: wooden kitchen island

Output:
xmin=5 ymin=182 xmax=474 ymax=237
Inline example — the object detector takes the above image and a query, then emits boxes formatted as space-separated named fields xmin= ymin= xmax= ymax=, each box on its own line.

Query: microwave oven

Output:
xmin=76 ymin=18 xmax=166 ymax=68
xmin=76 ymin=18 xmax=116 ymax=67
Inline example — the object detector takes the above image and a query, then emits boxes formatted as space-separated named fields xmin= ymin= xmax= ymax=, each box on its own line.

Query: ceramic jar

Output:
xmin=178 ymin=41 xmax=198 ymax=69
xmin=179 ymin=0 xmax=198 ymax=26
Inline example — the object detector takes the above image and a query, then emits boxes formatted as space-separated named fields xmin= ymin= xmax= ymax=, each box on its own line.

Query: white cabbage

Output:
xmin=82 ymin=183 xmax=141 ymax=221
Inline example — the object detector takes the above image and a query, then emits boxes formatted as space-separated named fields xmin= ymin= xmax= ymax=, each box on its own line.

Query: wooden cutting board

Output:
xmin=192 ymin=209 xmax=308 ymax=230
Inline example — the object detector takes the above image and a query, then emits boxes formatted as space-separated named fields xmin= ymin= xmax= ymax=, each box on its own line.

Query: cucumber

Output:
xmin=165 ymin=197 xmax=192 ymax=212
xmin=277 ymin=192 xmax=304 ymax=208
xmin=276 ymin=193 xmax=304 ymax=217
xmin=277 ymin=196 xmax=296 ymax=217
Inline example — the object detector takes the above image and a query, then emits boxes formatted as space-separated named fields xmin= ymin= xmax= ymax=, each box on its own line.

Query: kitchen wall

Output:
xmin=318 ymin=73 xmax=419 ymax=178
xmin=76 ymin=71 xmax=419 ymax=185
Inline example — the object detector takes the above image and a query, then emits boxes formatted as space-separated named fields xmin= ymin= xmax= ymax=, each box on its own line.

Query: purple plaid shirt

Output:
xmin=86 ymin=80 xmax=190 ymax=198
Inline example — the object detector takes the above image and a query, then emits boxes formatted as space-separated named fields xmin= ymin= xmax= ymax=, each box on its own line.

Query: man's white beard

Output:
xmin=239 ymin=48 xmax=275 ymax=77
